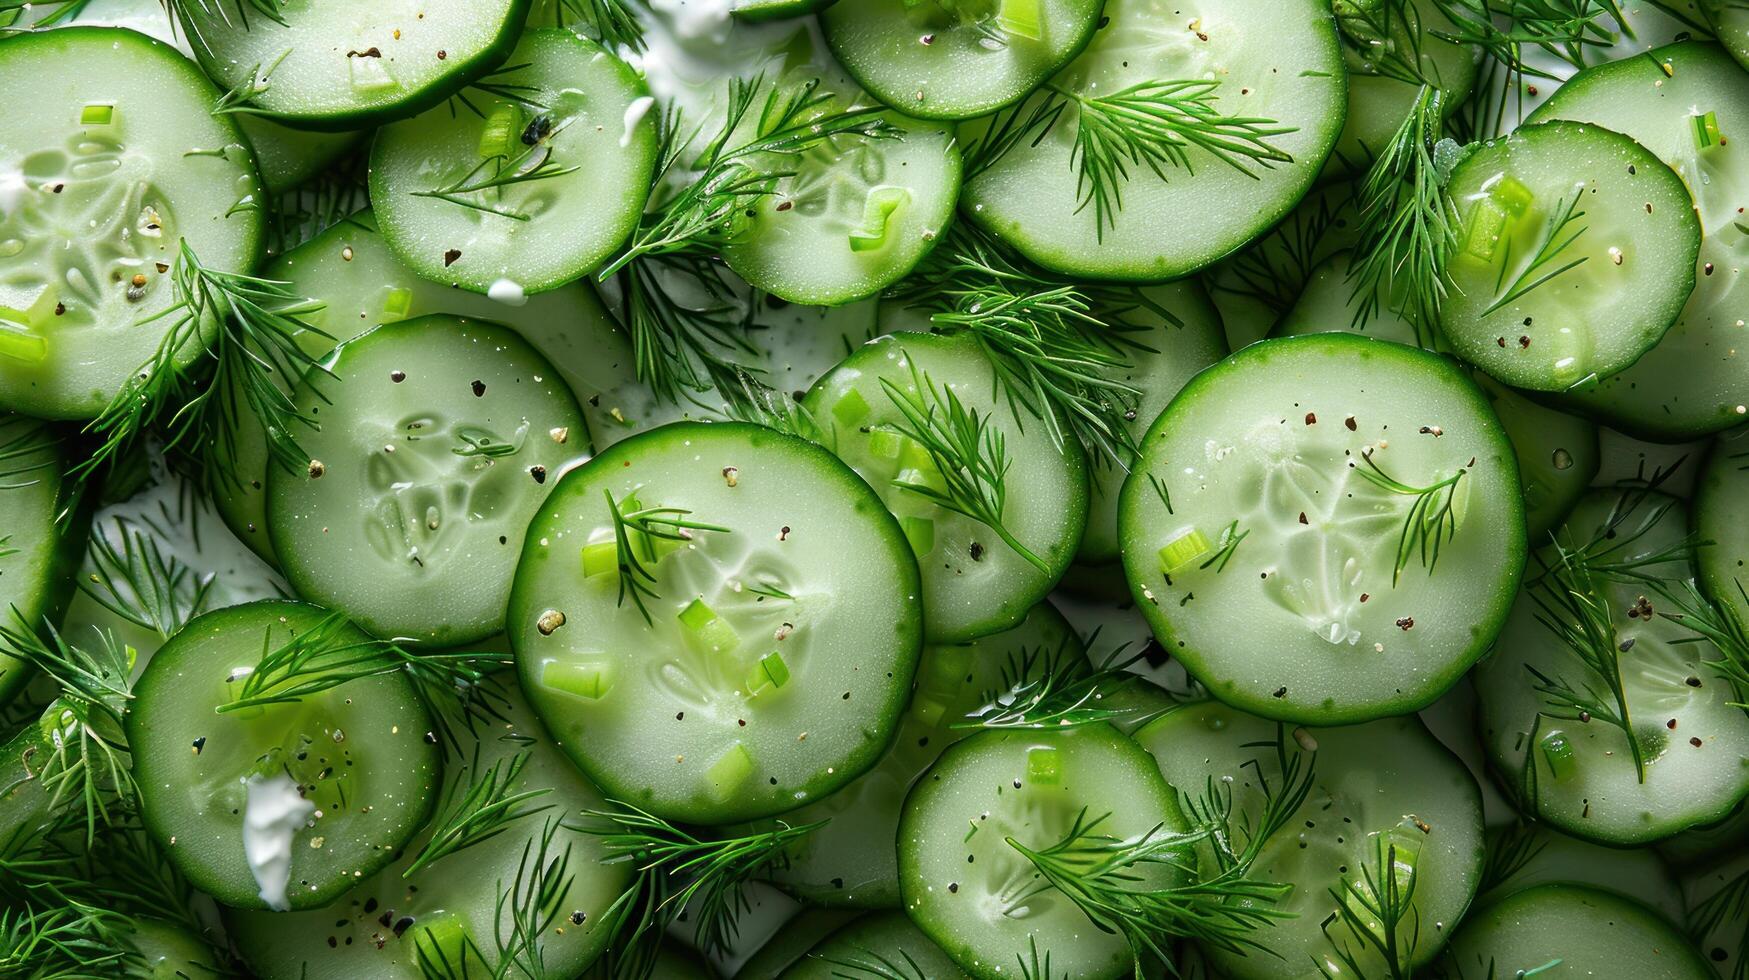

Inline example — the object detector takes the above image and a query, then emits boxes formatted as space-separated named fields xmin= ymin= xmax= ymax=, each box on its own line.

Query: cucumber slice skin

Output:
xmin=1700 ymin=0 xmax=1749 ymax=71
xmin=177 ymin=0 xmax=532 ymax=131
xmin=267 ymin=314 xmax=588 ymax=646
xmin=369 ymin=29 xmax=660 ymax=294
xmin=1683 ymin=847 xmax=1749 ymax=979
xmin=1475 ymin=491 xmax=1749 ymax=846
xmin=898 ymin=725 xmax=1186 ymax=980
xmin=214 ymin=211 xmax=624 ymax=566
xmin=804 ymin=331 xmax=1089 ymax=643
xmin=777 ymin=910 xmax=972 ymax=979
xmin=510 ymin=421 xmax=924 ymax=825
xmin=734 ymin=0 xmax=836 ymax=21
xmin=960 ymin=0 xmax=1348 ymax=282
xmin=227 ymin=676 xmax=631 ymax=980
xmin=1479 ymin=822 xmax=1685 ymax=928
xmin=237 ymin=116 xmax=364 ymax=196
xmin=1439 ymin=120 xmax=1701 ymax=393
xmin=820 ymin=0 xmax=1103 ymax=121
xmin=1657 ymin=799 xmax=1749 ymax=870
xmin=126 ymin=601 xmax=441 ymax=911
xmin=0 ymin=27 xmax=264 ymax=421
xmin=1137 ymin=702 xmax=1485 ymax=979
xmin=1430 ymin=884 xmax=1713 ymax=980
xmin=1078 ymin=282 xmax=1228 ymax=566
xmin=1119 ymin=334 xmax=1527 ymax=725
xmin=1696 ymin=425 xmax=1749 ymax=630
xmin=758 ymin=601 xmax=1083 ymax=908
xmin=1525 ymin=42 xmax=1749 ymax=440
xmin=0 ymin=417 xmax=91 ymax=706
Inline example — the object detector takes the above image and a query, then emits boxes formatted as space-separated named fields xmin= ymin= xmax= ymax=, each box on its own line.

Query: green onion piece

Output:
xmin=581 ymin=539 xmax=618 ymax=578
xmin=866 ymin=428 xmax=906 ymax=460
xmin=1158 ymin=528 xmax=1212 ymax=574
xmin=678 ymin=597 xmax=741 ymax=655
xmin=407 ymin=914 xmax=474 ymax=970
xmin=543 ymin=659 xmax=614 ymax=700
xmin=847 ymin=186 xmax=911 ymax=253
xmin=997 ymin=0 xmax=1043 ymax=40
xmin=901 ymin=515 xmax=935 ymax=558
xmin=382 ymin=286 xmax=414 ymax=319
xmin=895 ymin=458 xmax=949 ymax=497
xmin=704 ymin=743 xmax=754 ymax=800
xmin=1491 ymin=175 xmax=1535 ymax=217
xmin=1693 ymin=110 xmax=1722 ymax=150
xmin=746 ymin=651 xmax=791 ymax=694
xmin=1463 ymin=199 xmax=1510 ymax=261
xmin=1026 ymin=746 xmax=1061 ymax=785
xmin=832 ymin=388 xmax=871 ymax=427
xmin=477 ymin=105 xmax=521 ymax=160
xmin=1538 ymin=729 xmax=1576 ymax=781
xmin=0 ymin=322 xmax=47 ymax=365
xmin=79 ymin=103 xmax=114 ymax=126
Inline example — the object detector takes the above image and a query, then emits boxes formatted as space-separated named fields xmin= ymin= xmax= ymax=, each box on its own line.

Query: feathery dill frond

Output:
xmin=1319 ymin=830 xmax=1425 ymax=979
xmin=1354 ymin=449 xmax=1467 ymax=585
xmin=403 ymin=750 xmax=554 ymax=878
xmin=1481 ymin=188 xmax=1589 ymax=317
xmin=603 ymin=489 xmax=731 ymax=626
xmin=79 ymin=517 xmax=215 ymax=639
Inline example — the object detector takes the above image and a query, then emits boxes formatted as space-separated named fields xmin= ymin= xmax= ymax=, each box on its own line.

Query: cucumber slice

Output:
xmin=1207 ymin=184 xmax=1362 ymax=351
xmin=1684 ymin=847 xmax=1749 ymax=979
xmin=819 ymin=0 xmax=1102 ymax=120
xmin=959 ymin=0 xmax=1347 ymax=281
xmin=1270 ymin=251 xmax=1422 ymax=346
xmin=1701 ymin=0 xmax=1749 ymax=71
xmin=1137 ymin=702 xmax=1484 ymax=979
xmin=1439 ymin=120 xmax=1701 ymax=392
xmin=0 ymin=416 xmax=89 ymax=705
xmin=0 ymin=27 xmax=263 ymax=420
xmin=509 ymin=421 xmax=923 ymax=825
xmin=215 ymin=211 xmax=628 ymax=565
xmin=369 ymin=29 xmax=659 ymax=295
xmin=898 ymin=725 xmax=1186 ymax=980
xmin=1658 ymin=800 xmax=1749 ymax=870
xmin=735 ymin=908 xmax=865 ymax=980
xmin=267 ymin=315 xmax=587 ymax=646
xmin=721 ymin=112 xmax=960 ymax=306
xmin=126 ymin=601 xmax=441 ymax=911
xmin=1525 ymin=42 xmax=1749 ymax=439
xmin=237 ymin=116 xmax=362 ymax=195
xmin=1478 ymin=822 xmax=1685 ymax=927
xmin=1430 ymin=884 xmax=1712 ymax=980
xmin=1327 ymin=0 xmax=1479 ymax=178
xmin=758 ymin=601 xmax=1082 ymax=908
xmin=1474 ymin=491 xmax=1749 ymax=846
xmin=1079 ymin=283 xmax=1228 ymax=566
xmin=777 ymin=910 xmax=971 ymax=979
xmin=128 ymin=917 xmax=223 ymax=980
xmin=1118 ymin=334 xmax=1526 ymax=724
xmin=227 ymin=676 xmax=631 ymax=979
xmin=804 ymin=331 xmax=1088 ymax=642
xmin=1697 ymin=425 xmax=1749 ymax=630
xmin=733 ymin=0 xmax=837 ymax=22
xmin=176 ymin=0 xmax=530 ymax=129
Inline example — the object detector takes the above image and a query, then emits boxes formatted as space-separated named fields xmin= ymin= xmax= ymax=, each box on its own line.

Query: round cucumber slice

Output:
xmin=126 ymin=601 xmax=441 ymax=911
xmin=1430 ymin=884 xmax=1712 ymax=980
xmin=1118 ymin=334 xmax=1527 ymax=724
xmin=898 ymin=725 xmax=1186 ymax=980
xmin=509 ymin=421 xmax=923 ymax=825
xmin=721 ymin=112 xmax=960 ymax=306
xmin=0 ymin=27 xmax=263 ymax=420
xmin=1684 ymin=847 xmax=1749 ymax=979
xmin=1474 ymin=491 xmax=1749 ymax=846
xmin=1439 ymin=120 xmax=1701 ymax=392
xmin=227 ymin=676 xmax=631 ymax=980
xmin=1079 ymin=283 xmax=1228 ymax=566
xmin=1327 ymin=0 xmax=1479 ymax=178
xmin=176 ymin=0 xmax=530 ymax=129
xmin=1478 ymin=822 xmax=1685 ymax=927
xmin=758 ymin=601 xmax=1083 ymax=908
xmin=1138 ymin=702 xmax=1484 ymax=979
xmin=819 ymin=0 xmax=1102 ymax=120
xmin=959 ymin=0 xmax=1347 ymax=281
xmin=267 ymin=314 xmax=587 ymax=646
xmin=804 ymin=331 xmax=1089 ymax=642
xmin=0 ymin=416 xmax=89 ymax=706
xmin=1525 ymin=42 xmax=1749 ymax=440
xmin=1701 ymin=0 xmax=1749 ymax=71
xmin=369 ymin=29 xmax=659 ymax=295
xmin=777 ymin=910 xmax=971 ymax=979
xmin=127 ymin=917 xmax=223 ymax=980
xmin=1697 ymin=425 xmax=1749 ymax=628
xmin=215 ymin=211 xmax=627 ymax=566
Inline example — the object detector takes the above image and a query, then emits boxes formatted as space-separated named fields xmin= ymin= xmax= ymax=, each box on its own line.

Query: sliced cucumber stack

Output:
xmin=0 ymin=27 xmax=263 ymax=420
xmin=1478 ymin=822 xmax=1685 ymax=926
xmin=126 ymin=601 xmax=441 ymax=911
xmin=0 ymin=416 xmax=88 ymax=705
xmin=267 ymin=315 xmax=587 ymax=646
xmin=960 ymin=0 xmax=1347 ymax=281
xmin=176 ymin=0 xmax=530 ymax=129
xmin=819 ymin=0 xmax=1103 ymax=120
xmin=1138 ymin=702 xmax=1485 ymax=979
xmin=898 ymin=725 xmax=1185 ymax=980
xmin=1207 ymin=185 xmax=1363 ymax=351
xmin=777 ymin=911 xmax=972 ymax=979
xmin=1474 ymin=490 xmax=1749 ymax=846
xmin=1430 ymin=884 xmax=1712 ymax=980
xmin=370 ymin=29 xmax=659 ymax=294
xmin=1119 ymin=334 xmax=1526 ymax=724
xmin=1526 ymin=42 xmax=1749 ymax=439
xmin=509 ymin=421 xmax=923 ymax=825
xmin=1439 ymin=120 xmax=1700 ymax=392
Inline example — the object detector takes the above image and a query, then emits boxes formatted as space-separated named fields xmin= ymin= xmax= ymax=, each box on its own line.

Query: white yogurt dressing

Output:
xmin=0 ymin=169 xmax=27 ymax=219
xmin=487 ymin=277 xmax=529 ymax=306
xmin=241 ymin=772 xmax=316 ymax=911
xmin=621 ymin=95 xmax=656 ymax=147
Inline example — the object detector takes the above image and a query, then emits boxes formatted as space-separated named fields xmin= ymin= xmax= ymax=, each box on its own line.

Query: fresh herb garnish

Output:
xmin=411 ymin=121 xmax=579 ymax=222
xmin=403 ymin=750 xmax=554 ymax=878
xmin=1355 ymin=450 xmax=1467 ymax=585
xmin=604 ymin=489 xmax=731 ymax=625
xmin=1320 ymin=831 xmax=1424 ymax=979
xmin=1481 ymin=188 xmax=1589 ymax=317
xmin=79 ymin=517 xmax=215 ymax=640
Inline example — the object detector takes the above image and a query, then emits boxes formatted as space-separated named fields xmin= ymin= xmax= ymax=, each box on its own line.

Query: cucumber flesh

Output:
xmin=1118 ymin=334 xmax=1527 ymax=724
xmin=776 ymin=911 xmax=971 ymax=979
xmin=237 ymin=116 xmax=363 ymax=196
xmin=509 ymin=422 xmax=924 ymax=825
xmin=1701 ymin=0 xmax=1749 ymax=71
xmin=1439 ymin=120 xmax=1700 ymax=392
xmin=734 ymin=908 xmax=865 ymax=980
xmin=1430 ymin=884 xmax=1712 ymax=980
xmin=1478 ymin=822 xmax=1685 ymax=927
xmin=0 ymin=416 xmax=88 ymax=705
xmin=1696 ymin=425 xmax=1749 ymax=629
xmin=1682 ymin=847 xmax=1749 ymax=980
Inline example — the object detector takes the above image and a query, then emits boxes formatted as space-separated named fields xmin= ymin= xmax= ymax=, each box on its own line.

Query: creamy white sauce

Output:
xmin=241 ymin=772 xmax=315 ymax=911
xmin=647 ymin=0 xmax=734 ymax=44
xmin=621 ymin=96 xmax=655 ymax=148
xmin=0 ymin=170 xmax=27 ymax=218
xmin=488 ymin=278 xmax=528 ymax=307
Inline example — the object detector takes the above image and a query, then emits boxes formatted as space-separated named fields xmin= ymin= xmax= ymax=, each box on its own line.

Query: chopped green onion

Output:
xmin=867 ymin=427 xmax=906 ymax=460
xmin=581 ymin=538 xmax=618 ymax=578
xmin=997 ymin=0 xmax=1042 ymax=40
xmin=0 ymin=323 xmax=47 ymax=365
xmin=79 ymin=103 xmax=114 ymax=126
xmin=1026 ymin=746 xmax=1061 ymax=784
xmin=901 ymin=515 xmax=935 ymax=558
xmin=847 ymin=186 xmax=911 ymax=253
xmin=1157 ymin=528 xmax=1212 ymax=574
xmin=746 ymin=651 xmax=791 ymax=694
xmin=477 ymin=105 xmax=521 ymax=160
xmin=704 ymin=743 xmax=754 ymax=800
xmin=1538 ymin=729 xmax=1576 ymax=781
xmin=678 ymin=597 xmax=741 ymax=655
xmin=543 ymin=659 xmax=614 ymax=700
xmin=382 ymin=286 xmax=414 ymax=319
xmin=1693 ymin=110 xmax=1722 ymax=150
xmin=1462 ymin=199 xmax=1510 ymax=261
xmin=832 ymin=388 xmax=871 ymax=427
xmin=1490 ymin=175 xmax=1535 ymax=217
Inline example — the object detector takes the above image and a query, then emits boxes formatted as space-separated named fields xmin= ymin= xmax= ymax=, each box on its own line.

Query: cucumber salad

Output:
xmin=5 ymin=1 xmax=1749 ymax=978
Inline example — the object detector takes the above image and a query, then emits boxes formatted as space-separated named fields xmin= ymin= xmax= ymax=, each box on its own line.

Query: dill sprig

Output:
xmin=415 ymin=816 xmax=577 ymax=980
xmin=211 ymin=48 xmax=289 ymax=116
xmin=815 ymin=947 xmax=934 ymax=980
xmin=588 ymin=803 xmax=828 ymax=971
xmin=1320 ymin=832 xmax=1424 ymax=979
xmin=960 ymin=652 xmax=1159 ymax=731
xmin=1476 ymin=821 xmax=1549 ymax=893
xmin=1212 ymin=191 xmax=1346 ymax=316
xmin=604 ymin=489 xmax=731 ymax=626
xmin=1335 ymin=0 xmax=1432 ymax=86
xmin=1354 ymin=450 xmax=1467 ymax=585
xmin=613 ymin=255 xmax=766 ymax=409
xmin=1017 ymin=937 xmax=1065 ymax=980
xmin=600 ymin=75 xmax=901 ymax=278
xmin=1481 ymin=188 xmax=1589 ymax=317
xmin=79 ymin=517 xmax=215 ymax=639
xmin=77 ymin=239 xmax=333 ymax=497
xmin=877 ymin=366 xmax=1048 ymax=574
xmin=0 ymin=900 xmax=142 ymax=979
xmin=0 ymin=416 xmax=58 ymax=489
xmin=0 ymin=0 xmax=94 ymax=31
xmin=1439 ymin=0 xmax=1621 ymax=142
xmin=555 ymin=0 xmax=645 ymax=51
xmin=1647 ymin=577 xmax=1749 ymax=699
xmin=411 ymin=121 xmax=579 ymax=222
xmin=1346 ymin=85 xmax=1459 ymax=335
xmin=1201 ymin=520 xmax=1251 ymax=574
xmin=403 ymin=751 xmax=554 ymax=878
